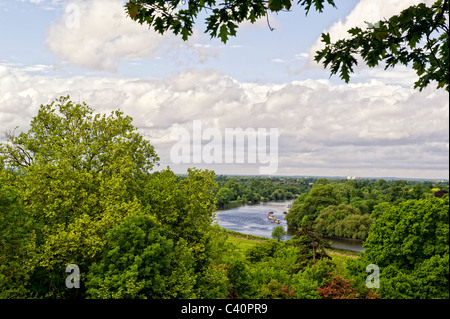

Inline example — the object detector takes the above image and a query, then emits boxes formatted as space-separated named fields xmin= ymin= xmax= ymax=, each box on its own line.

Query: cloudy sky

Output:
xmin=0 ymin=0 xmax=448 ymax=179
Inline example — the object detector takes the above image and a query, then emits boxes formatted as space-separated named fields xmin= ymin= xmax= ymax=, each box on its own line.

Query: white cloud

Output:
xmin=45 ymin=0 xmax=168 ymax=71
xmin=1 ymin=63 xmax=448 ymax=179
xmin=19 ymin=0 xmax=64 ymax=10
xmin=44 ymin=0 xmax=219 ymax=71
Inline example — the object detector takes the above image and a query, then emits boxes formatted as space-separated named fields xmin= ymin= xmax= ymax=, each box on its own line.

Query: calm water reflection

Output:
xmin=214 ymin=200 xmax=364 ymax=252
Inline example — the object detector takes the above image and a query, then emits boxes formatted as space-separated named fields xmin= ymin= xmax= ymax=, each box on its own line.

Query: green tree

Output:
xmin=260 ymin=279 xmax=294 ymax=299
xmin=226 ymin=259 xmax=255 ymax=299
xmin=291 ymin=222 xmax=331 ymax=273
xmin=272 ymin=225 xmax=287 ymax=242
xmin=0 ymin=177 xmax=36 ymax=298
xmin=347 ymin=196 xmax=449 ymax=298
xmin=195 ymin=262 xmax=230 ymax=299
xmin=286 ymin=183 xmax=340 ymax=229
xmin=270 ymin=189 xmax=286 ymax=200
xmin=314 ymin=204 xmax=373 ymax=240
xmin=85 ymin=214 xmax=174 ymax=299
xmin=0 ymin=96 xmax=160 ymax=297
xmin=215 ymin=187 xmax=235 ymax=207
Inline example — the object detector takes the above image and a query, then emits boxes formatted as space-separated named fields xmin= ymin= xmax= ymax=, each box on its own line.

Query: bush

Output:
xmin=260 ymin=279 xmax=294 ymax=299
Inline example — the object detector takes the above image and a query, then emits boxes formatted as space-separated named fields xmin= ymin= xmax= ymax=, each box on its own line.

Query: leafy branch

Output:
xmin=314 ymin=0 xmax=449 ymax=91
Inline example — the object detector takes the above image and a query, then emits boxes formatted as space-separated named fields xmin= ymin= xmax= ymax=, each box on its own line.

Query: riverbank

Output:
xmin=224 ymin=229 xmax=361 ymax=258
xmin=215 ymin=200 xmax=364 ymax=252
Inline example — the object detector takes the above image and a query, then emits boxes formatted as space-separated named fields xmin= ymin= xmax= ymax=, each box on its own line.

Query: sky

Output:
xmin=0 ymin=0 xmax=448 ymax=180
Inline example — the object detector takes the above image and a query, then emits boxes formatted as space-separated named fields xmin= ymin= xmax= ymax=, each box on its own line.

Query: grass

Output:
xmin=225 ymin=230 xmax=360 ymax=261
xmin=225 ymin=231 xmax=359 ymax=281
xmin=226 ymin=234 xmax=262 ymax=256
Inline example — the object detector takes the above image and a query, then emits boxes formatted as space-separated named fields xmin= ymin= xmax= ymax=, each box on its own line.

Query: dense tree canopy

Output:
xmin=0 ymin=97 xmax=221 ymax=299
xmin=347 ymin=196 xmax=449 ymax=298
xmin=1 ymin=97 xmax=448 ymax=300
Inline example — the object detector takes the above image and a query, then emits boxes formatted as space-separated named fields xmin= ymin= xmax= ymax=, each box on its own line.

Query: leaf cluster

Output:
xmin=315 ymin=0 xmax=449 ymax=91
xmin=125 ymin=0 xmax=335 ymax=43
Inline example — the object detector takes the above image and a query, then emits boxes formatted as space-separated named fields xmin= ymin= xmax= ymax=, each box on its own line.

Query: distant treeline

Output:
xmin=211 ymin=175 xmax=316 ymax=208
xmin=285 ymin=177 xmax=449 ymax=240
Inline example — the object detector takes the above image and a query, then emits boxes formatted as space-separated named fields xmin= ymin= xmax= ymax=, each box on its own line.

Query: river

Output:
xmin=214 ymin=200 xmax=365 ymax=252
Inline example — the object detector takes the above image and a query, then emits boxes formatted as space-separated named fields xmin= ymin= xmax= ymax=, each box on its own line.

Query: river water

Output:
xmin=214 ymin=200 xmax=364 ymax=252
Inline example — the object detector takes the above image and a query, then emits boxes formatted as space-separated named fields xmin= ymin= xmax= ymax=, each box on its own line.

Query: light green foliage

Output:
xmin=314 ymin=204 xmax=373 ymax=239
xmin=0 ymin=97 xmax=160 ymax=278
xmin=196 ymin=262 xmax=230 ymax=299
xmin=272 ymin=225 xmax=287 ymax=241
xmin=348 ymin=196 xmax=449 ymax=298
xmin=86 ymin=214 xmax=173 ymax=299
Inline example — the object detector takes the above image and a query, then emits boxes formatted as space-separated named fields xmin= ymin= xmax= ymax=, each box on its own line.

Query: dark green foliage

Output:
xmin=286 ymin=177 xmax=446 ymax=240
xmin=315 ymin=0 xmax=449 ymax=91
xmin=286 ymin=182 xmax=340 ymax=228
xmin=291 ymin=222 xmax=331 ymax=273
xmin=0 ymin=181 xmax=36 ymax=298
xmin=246 ymin=239 xmax=282 ymax=263
xmin=347 ymin=196 xmax=449 ymax=299
xmin=213 ymin=175 xmax=313 ymax=207
xmin=86 ymin=214 xmax=174 ymax=298
xmin=125 ymin=0 xmax=336 ymax=43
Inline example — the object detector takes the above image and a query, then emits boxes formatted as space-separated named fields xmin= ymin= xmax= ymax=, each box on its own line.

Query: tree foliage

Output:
xmin=314 ymin=204 xmax=373 ymax=240
xmin=1 ymin=97 xmax=448 ymax=299
xmin=272 ymin=225 xmax=287 ymax=241
xmin=85 ymin=214 xmax=174 ymax=298
xmin=286 ymin=182 xmax=340 ymax=228
xmin=347 ymin=196 xmax=449 ymax=298
xmin=125 ymin=0 xmax=336 ymax=43
xmin=0 ymin=179 xmax=36 ymax=298
xmin=315 ymin=0 xmax=449 ymax=91
xmin=0 ymin=97 xmax=222 ymax=299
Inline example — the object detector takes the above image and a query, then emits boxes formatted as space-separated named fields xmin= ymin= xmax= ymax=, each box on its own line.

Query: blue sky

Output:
xmin=0 ymin=0 xmax=448 ymax=179
xmin=1 ymin=0 xmax=358 ymax=82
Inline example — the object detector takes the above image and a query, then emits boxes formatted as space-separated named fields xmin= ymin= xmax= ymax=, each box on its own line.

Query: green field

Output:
xmin=225 ymin=231 xmax=359 ymax=275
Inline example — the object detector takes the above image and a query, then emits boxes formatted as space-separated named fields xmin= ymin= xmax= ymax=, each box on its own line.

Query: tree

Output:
xmin=260 ymin=279 xmax=294 ymax=299
xmin=315 ymin=0 xmax=449 ymax=91
xmin=347 ymin=196 xmax=449 ymax=298
xmin=286 ymin=182 xmax=340 ymax=229
xmin=215 ymin=187 xmax=235 ymax=207
xmin=291 ymin=221 xmax=331 ymax=273
xmin=0 ymin=96 xmax=160 ymax=297
xmin=85 ymin=214 xmax=174 ymax=298
xmin=314 ymin=204 xmax=373 ymax=240
xmin=272 ymin=225 xmax=287 ymax=241
xmin=0 ymin=177 xmax=36 ymax=298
